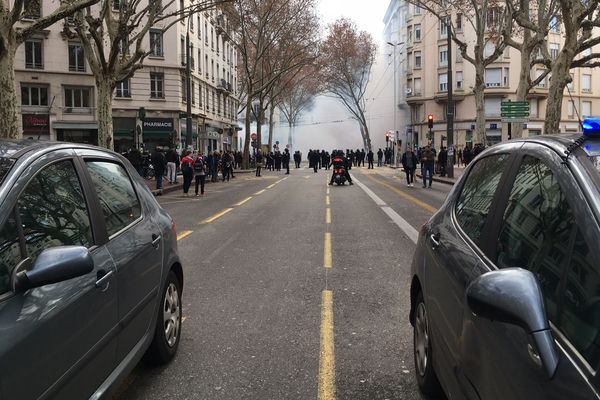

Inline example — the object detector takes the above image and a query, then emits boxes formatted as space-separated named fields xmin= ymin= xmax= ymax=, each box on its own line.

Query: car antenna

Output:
xmin=563 ymin=84 xmax=587 ymax=162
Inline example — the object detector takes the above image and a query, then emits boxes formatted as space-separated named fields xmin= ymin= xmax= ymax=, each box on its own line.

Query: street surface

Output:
xmin=115 ymin=165 xmax=452 ymax=400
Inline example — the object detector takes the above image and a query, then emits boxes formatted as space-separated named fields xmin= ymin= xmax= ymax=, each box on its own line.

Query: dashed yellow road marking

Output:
xmin=324 ymin=232 xmax=332 ymax=268
xmin=255 ymin=189 xmax=266 ymax=195
xmin=202 ymin=208 xmax=234 ymax=224
xmin=176 ymin=230 xmax=193 ymax=241
xmin=267 ymin=183 xmax=277 ymax=189
xmin=318 ymin=290 xmax=336 ymax=400
xmin=326 ymin=208 xmax=331 ymax=224
xmin=326 ymin=195 xmax=330 ymax=206
xmin=366 ymin=174 xmax=437 ymax=213
xmin=235 ymin=196 xmax=252 ymax=206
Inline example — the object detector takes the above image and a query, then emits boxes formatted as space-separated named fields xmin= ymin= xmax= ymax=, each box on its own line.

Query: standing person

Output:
xmin=151 ymin=146 xmax=167 ymax=194
xmin=421 ymin=145 xmax=435 ymax=188
xmin=324 ymin=151 xmax=331 ymax=170
xmin=294 ymin=151 xmax=300 ymax=168
xmin=127 ymin=148 xmax=144 ymax=177
xmin=222 ymin=151 xmax=232 ymax=182
xmin=283 ymin=148 xmax=290 ymax=174
xmin=166 ymin=148 xmax=178 ymax=184
xmin=312 ymin=151 xmax=319 ymax=173
xmin=360 ymin=149 xmax=366 ymax=167
xmin=321 ymin=150 xmax=327 ymax=169
xmin=457 ymin=148 xmax=462 ymax=166
xmin=255 ymin=150 xmax=263 ymax=177
xmin=402 ymin=147 xmax=418 ymax=187
xmin=438 ymin=147 xmax=448 ymax=177
xmin=180 ymin=150 xmax=195 ymax=196
xmin=193 ymin=153 xmax=206 ymax=196
xmin=463 ymin=145 xmax=472 ymax=165
xmin=367 ymin=149 xmax=374 ymax=169
xmin=377 ymin=148 xmax=383 ymax=167
xmin=275 ymin=151 xmax=282 ymax=171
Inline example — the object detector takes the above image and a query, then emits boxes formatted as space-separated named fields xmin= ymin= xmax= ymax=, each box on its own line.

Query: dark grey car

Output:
xmin=410 ymin=131 xmax=600 ymax=399
xmin=0 ymin=141 xmax=183 ymax=399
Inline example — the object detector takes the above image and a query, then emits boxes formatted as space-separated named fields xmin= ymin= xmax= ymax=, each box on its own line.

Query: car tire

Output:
xmin=144 ymin=270 xmax=182 ymax=365
xmin=413 ymin=290 xmax=443 ymax=396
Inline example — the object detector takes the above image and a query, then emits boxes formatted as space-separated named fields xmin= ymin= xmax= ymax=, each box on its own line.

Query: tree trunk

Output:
xmin=0 ymin=43 xmax=20 ymax=139
xmin=256 ymin=99 xmax=263 ymax=152
xmin=544 ymin=50 xmax=573 ymax=134
xmin=96 ymin=78 xmax=115 ymax=149
xmin=474 ymin=64 xmax=486 ymax=145
xmin=287 ymin=122 xmax=294 ymax=153
xmin=361 ymin=120 xmax=372 ymax=152
xmin=242 ymin=96 xmax=252 ymax=169
xmin=514 ymin=41 xmax=533 ymax=139
xmin=268 ymin=102 xmax=275 ymax=150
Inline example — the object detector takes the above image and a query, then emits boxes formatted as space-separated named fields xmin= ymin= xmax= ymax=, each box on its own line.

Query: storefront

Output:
xmin=142 ymin=118 xmax=175 ymax=151
xmin=54 ymin=121 xmax=98 ymax=145
xmin=198 ymin=131 xmax=221 ymax=154
xmin=113 ymin=117 xmax=136 ymax=154
xmin=486 ymin=123 xmax=502 ymax=145
xmin=22 ymin=114 xmax=50 ymax=141
xmin=179 ymin=119 xmax=199 ymax=150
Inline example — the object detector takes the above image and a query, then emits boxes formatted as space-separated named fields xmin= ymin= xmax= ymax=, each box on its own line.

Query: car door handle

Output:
xmin=95 ymin=270 xmax=114 ymax=289
xmin=430 ymin=233 xmax=441 ymax=249
xmin=151 ymin=234 xmax=162 ymax=248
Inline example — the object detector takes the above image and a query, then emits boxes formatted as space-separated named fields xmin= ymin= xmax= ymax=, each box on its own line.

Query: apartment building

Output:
xmin=14 ymin=0 xmax=240 ymax=154
xmin=395 ymin=2 xmax=600 ymax=149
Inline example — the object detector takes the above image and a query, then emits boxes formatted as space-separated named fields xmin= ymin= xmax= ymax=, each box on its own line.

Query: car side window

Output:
xmin=496 ymin=156 xmax=600 ymax=366
xmin=17 ymin=160 xmax=93 ymax=261
xmin=455 ymin=154 xmax=509 ymax=245
xmin=0 ymin=212 xmax=22 ymax=296
xmin=85 ymin=161 xmax=141 ymax=236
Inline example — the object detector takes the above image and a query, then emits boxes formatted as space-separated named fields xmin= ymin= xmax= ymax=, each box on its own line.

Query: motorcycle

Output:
xmin=333 ymin=167 xmax=347 ymax=185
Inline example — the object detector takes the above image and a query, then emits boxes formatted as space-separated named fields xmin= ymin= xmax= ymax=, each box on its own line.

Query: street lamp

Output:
xmin=387 ymin=41 xmax=404 ymax=167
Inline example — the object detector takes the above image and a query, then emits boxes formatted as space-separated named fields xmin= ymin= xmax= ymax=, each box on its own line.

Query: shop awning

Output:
xmin=53 ymin=122 xmax=98 ymax=130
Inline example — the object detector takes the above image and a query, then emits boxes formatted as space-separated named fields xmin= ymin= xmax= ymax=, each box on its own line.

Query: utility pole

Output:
xmin=446 ymin=19 xmax=454 ymax=179
xmin=185 ymin=17 xmax=193 ymax=148
xmin=387 ymin=41 xmax=405 ymax=167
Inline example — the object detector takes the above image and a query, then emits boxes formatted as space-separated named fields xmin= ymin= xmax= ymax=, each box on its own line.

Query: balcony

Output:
xmin=215 ymin=15 xmax=226 ymax=35
xmin=217 ymin=79 xmax=227 ymax=93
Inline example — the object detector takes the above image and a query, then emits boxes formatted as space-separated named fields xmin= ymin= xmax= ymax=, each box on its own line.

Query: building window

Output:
xmin=582 ymin=74 xmax=592 ymax=92
xmin=22 ymin=0 xmax=41 ymax=19
xmin=582 ymin=101 xmax=592 ymax=118
xmin=150 ymin=72 xmax=164 ymax=98
xmin=150 ymin=30 xmax=163 ymax=57
xmin=68 ymin=43 xmax=85 ymax=72
xmin=197 ymin=15 xmax=201 ymax=38
xmin=487 ymin=7 xmax=501 ymax=28
xmin=414 ymin=24 xmax=421 ymax=41
xmin=192 ymin=82 xmax=196 ymax=105
xmin=25 ymin=40 xmax=43 ymax=69
xmin=414 ymin=51 xmax=421 ymax=68
xmin=414 ymin=77 xmax=421 ymax=95
xmin=181 ymin=76 xmax=186 ymax=102
xmin=485 ymin=68 xmax=502 ymax=87
xmin=456 ymin=14 xmax=463 ymax=32
xmin=530 ymin=99 xmax=538 ymax=117
xmin=64 ymin=87 xmax=92 ymax=111
xmin=456 ymin=71 xmax=463 ymax=89
xmin=503 ymin=67 xmax=510 ymax=86
xmin=115 ymin=80 xmax=130 ymax=98
xmin=21 ymin=85 xmax=48 ymax=106
xmin=484 ymin=98 xmax=502 ymax=117
xmin=415 ymin=2 xmax=421 ymax=14
xmin=550 ymin=43 xmax=559 ymax=60
xmin=439 ymin=45 xmax=448 ymax=67
xmin=438 ymin=73 xmax=448 ymax=92
xmin=550 ymin=16 xmax=559 ymax=32
xmin=439 ymin=17 xmax=448 ymax=38
xmin=112 ymin=0 xmax=120 ymax=10
xmin=180 ymin=37 xmax=185 ymax=65
xmin=568 ymin=100 xmax=575 ymax=119
xmin=198 ymin=49 xmax=202 ymax=72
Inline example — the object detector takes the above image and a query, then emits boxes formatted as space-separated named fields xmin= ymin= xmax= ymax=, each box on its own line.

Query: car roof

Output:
xmin=0 ymin=139 xmax=117 ymax=159
xmin=488 ymin=133 xmax=583 ymax=156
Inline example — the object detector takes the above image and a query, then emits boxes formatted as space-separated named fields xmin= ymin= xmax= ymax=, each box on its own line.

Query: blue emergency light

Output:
xmin=582 ymin=117 xmax=600 ymax=137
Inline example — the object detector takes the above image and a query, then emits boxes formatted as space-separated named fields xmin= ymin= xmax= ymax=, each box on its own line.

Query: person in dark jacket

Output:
xmin=283 ymin=148 xmax=290 ymax=174
xmin=421 ymin=145 xmax=435 ymax=188
xmin=328 ymin=150 xmax=353 ymax=185
xmin=463 ymin=145 xmax=473 ymax=165
xmin=255 ymin=150 xmax=264 ymax=177
xmin=151 ymin=147 xmax=167 ymax=194
xmin=402 ymin=147 xmax=418 ymax=187
xmin=360 ymin=149 xmax=366 ymax=167
xmin=377 ymin=148 xmax=384 ymax=167
xmin=438 ymin=147 xmax=448 ymax=177
xmin=367 ymin=150 xmax=374 ymax=169
xmin=166 ymin=148 xmax=179 ymax=184
xmin=127 ymin=148 xmax=144 ymax=177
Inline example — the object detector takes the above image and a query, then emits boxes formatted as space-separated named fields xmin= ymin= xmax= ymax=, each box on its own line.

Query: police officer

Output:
xmin=283 ymin=148 xmax=290 ymax=174
xmin=328 ymin=150 xmax=353 ymax=185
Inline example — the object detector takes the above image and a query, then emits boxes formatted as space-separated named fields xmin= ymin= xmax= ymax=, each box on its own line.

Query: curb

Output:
xmin=415 ymin=174 xmax=456 ymax=186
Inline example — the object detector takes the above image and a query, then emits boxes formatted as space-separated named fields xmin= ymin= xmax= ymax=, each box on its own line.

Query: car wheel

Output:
xmin=145 ymin=271 xmax=182 ymax=365
xmin=414 ymin=290 xmax=442 ymax=396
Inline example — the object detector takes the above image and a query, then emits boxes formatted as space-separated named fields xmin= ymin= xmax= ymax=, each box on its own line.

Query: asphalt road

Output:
xmin=114 ymin=165 xmax=452 ymax=400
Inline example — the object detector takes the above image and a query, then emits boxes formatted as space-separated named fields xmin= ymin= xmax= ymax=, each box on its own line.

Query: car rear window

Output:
xmin=0 ymin=158 xmax=14 ymax=186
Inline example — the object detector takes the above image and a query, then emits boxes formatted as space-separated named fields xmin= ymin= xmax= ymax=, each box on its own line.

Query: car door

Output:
xmin=0 ymin=152 xmax=118 ymax=400
xmin=460 ymin=144 xmax=599 ymax=400
xmin=423 ymin=148 xmax=517 ymax=397
xmin=78 ymin=151 xmax=163 ymax=363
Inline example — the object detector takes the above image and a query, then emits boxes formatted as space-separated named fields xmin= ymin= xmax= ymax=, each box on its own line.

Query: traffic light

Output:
xmin=428 ymin=114 xmax=434 ymax=129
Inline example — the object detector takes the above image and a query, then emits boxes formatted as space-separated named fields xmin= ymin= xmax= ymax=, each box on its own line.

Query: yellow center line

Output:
xmin=255 ymin=189 xmax=266 ymax=195
xmin=326 ymin=187 xmax=330 ymax=195
xmin=201 ymin=208 xmax=234 ymax=224
xmin=176 ymin=230 xmax=193 ymax=241
xmin=326 ymin=208 xmax=331 ymax=224
xmin=267 ymin=183 xmax=277 ymax=189
xmin=324 ymin=232 xmax=332 ymax=268
xmin=326 ymin=195 xmax=330 ymax=206
xmin=318 ymin=290 xmax=336 ymax=400
xmin=235 ymin=196 xmax=252 ymax=206
xmin=366 ymin=174 xmax=437 ymax=214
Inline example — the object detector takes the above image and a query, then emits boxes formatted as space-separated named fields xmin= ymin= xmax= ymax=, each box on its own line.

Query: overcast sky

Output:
xmin=317 ymin=0 xmax=389 ymax=39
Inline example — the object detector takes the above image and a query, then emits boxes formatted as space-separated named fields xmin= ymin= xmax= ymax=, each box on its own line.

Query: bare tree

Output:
xmin=0 ymin=0 xmax=100 ymax=138
xmin=412 ymin=0 xmax=510 ymax=144
xmin=62 ymin=0 xmax=228 ymax=149
xmin=319 ymin=18 xmax=376 ymax=151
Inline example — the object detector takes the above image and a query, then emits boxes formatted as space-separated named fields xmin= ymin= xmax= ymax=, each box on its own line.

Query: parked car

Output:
xmin=0 ymin=140 xmax=183 ymax=399
xmin=410 ymin=118 xmax=600 ymax=400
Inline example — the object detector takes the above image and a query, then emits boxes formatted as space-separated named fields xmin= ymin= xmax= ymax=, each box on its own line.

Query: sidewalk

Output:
xmin=390 ymin=164 xmax=466 ymax=185
xmin=144 ymin=169 xmax=255 ymax=195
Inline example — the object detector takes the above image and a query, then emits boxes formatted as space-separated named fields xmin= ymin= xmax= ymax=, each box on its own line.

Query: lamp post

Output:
xmin=185 ymin=14 xmax=193 ymax=148
xmin=387 ymin=41 xmax=404 ymax=167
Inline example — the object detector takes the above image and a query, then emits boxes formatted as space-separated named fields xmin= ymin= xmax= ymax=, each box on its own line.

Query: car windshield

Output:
xmin=0 ymin=158 xmax=14 ymax=186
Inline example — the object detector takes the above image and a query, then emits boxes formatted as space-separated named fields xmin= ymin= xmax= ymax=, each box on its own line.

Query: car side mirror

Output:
xmin=466 ymin=268 xmax=559 ymax=379
xmin=13 ymin=246 xmax=94 ymax=293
